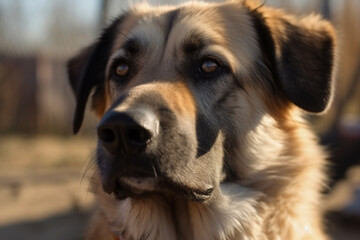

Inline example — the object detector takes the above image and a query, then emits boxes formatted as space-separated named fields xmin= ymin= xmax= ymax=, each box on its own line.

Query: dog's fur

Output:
xmin=67 ymin=1 xmax=336 ymax=239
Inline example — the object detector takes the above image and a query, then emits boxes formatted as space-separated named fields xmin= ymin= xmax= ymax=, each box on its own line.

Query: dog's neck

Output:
xmin=98 ymin=183 xmax=265 ymax=240
xmin=105 ymin=181 xmax=318 ymax=240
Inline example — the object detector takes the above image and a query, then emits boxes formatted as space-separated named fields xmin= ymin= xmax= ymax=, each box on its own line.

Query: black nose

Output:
xmin=97 ymin=108 xmax=159 ymax=154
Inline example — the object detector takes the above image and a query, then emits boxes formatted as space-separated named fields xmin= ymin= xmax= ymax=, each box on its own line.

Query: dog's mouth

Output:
xmin=107 ymin=175 xmax=214 ymax=201
xmin=111 ymin=176 xmax=160 ymax=200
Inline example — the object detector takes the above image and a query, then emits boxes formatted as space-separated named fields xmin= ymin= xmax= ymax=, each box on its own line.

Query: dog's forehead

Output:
xmin=110 ymin=1 xmax=259 ymax=72
xmin=111 ymin=3 xmax=219 ymax=51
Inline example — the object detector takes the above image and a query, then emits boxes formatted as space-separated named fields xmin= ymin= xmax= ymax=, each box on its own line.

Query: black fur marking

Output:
xmin=195 ymin=114 xmax=219 ymax=158
xmin=163 ymin=9 xmax=180 ymax=49
xmin=183 ymin=35 xmax=204 ymax=54
xmin=122 ymin=38 xmax=141 ymax=55
xmin=247 ymin=8 xmax=279 ymax=93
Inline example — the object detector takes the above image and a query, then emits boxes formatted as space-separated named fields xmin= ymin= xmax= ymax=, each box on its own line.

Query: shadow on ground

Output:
xmin=0 ymin=209 xmax=91 ymax=240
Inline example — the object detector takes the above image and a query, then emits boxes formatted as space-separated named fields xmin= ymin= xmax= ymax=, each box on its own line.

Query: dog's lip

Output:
xmin=168 ymin=182 xmax=214 ymax=201
xmin=112 ymin=176 xmax=160 ymax=200
xmin=187 ymin=187 xmax=214 ymax=201
xmin=111 ymin=176 xmax=214 ymax=201
xmin=119 ymin=176 xmax=159 ymax=192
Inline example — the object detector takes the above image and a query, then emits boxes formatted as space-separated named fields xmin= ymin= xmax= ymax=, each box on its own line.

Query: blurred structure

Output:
xmin=0 ymin=0 xmax=359 ymax=135
xmin=0 ymin=0 xmax=359 ymax=239
xmin=0 ymin=0 xmax=102 ymax=134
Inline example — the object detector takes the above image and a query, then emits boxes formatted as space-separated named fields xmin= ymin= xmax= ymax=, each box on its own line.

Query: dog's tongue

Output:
xmin=112 ymin=232 xmax=124 ymax=240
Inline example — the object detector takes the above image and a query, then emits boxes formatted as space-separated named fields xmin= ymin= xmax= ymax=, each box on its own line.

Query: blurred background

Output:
xmin=0 ymin=0 xmax=359 ymax=239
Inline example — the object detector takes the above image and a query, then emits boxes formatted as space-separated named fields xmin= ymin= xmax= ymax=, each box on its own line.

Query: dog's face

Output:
xmin=68 ymin=1 xmax=335 ymax=202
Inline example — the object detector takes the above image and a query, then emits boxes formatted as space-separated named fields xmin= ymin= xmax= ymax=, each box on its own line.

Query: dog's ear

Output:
xmin=67 ymin=15 xmax=126 ymax=134
xmin=67 ymin=44 xmax=101 ymax=134
xmin=252 ymin=8 xmax=336 ymax=113
xmin=67 ymin=45 xmax=94 ymax=95
xmin=276 ymin=15 xmax=336 ymax=113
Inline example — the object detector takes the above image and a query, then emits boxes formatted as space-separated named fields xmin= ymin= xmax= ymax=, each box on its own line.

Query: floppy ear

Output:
xmin=67 ymin=43 xmax=106 ymax=134
xmin=67 ymin=45 xmax=94 ymax=95
xmin=276 ymin=15 xmax=336 ymax=113
xmin=252 ymin=8 xmax=336 ymax=113
xmin=67 ymin=15 xmax=126 ymax=134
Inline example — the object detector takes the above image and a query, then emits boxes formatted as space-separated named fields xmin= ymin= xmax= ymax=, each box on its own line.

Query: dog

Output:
xmin=67 ymin=0 xmax=336 ymax=239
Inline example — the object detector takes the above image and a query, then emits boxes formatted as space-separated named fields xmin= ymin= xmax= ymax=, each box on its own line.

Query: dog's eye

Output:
xmin=114 ymin=63 xmax=129 ymax=77
xmin=199 ymin=59 xmax=221 ymax=74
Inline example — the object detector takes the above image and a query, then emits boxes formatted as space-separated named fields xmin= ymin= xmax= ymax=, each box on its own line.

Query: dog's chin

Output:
xmin=110 ymin=176 xmax=214 ymax=202
xmin=112 ymin=177 xmax=159 ymax=200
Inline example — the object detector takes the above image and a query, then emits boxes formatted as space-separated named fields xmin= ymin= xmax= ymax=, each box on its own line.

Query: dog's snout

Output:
xmin=97 ymin=108 xmax=159 ymax=154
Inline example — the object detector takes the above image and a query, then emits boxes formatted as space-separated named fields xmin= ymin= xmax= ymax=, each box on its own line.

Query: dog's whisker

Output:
xmin=88 ymin=169 xmax=101 ymax=194
xmin=151 ymin=162 xmax=158 ymax=178
xmin=81 ymin=149 xmax=97 ymax=186
xmin=80 ymin=153 xmax=96 ymax=191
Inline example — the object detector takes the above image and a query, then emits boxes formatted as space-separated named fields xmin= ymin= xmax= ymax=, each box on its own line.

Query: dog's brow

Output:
xmin=183 ymin=35 xmax=204 ymax=54
xmin=122 ymin=38 xmax=140 ymax=55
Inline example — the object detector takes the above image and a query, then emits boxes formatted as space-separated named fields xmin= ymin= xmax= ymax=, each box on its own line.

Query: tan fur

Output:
xmin=136 ymin=82 xmax=197 ymax=119
xmin=69 ymin=1 xmax=336 ymax=239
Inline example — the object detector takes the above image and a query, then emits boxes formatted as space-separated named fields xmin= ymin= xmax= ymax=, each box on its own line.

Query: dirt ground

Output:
xmin=0 ymin=135 xmax=95 ymax=240
xmin=0 ymin=135 xmax=359 ymax=240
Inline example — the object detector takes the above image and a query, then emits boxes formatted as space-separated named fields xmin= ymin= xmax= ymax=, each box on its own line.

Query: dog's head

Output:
xmin=68 ymin=0 xmax=336 ymax=202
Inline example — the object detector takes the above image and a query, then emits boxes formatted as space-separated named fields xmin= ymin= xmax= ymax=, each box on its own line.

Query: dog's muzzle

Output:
xmin=95 ymin=98 xmax=215 ymax=202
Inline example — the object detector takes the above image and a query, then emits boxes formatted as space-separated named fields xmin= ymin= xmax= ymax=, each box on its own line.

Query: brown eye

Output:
xmin=115 ymin=63 xmax=129 ymax=77
xmin=200 ymin=59 xmax=220 ymax=74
